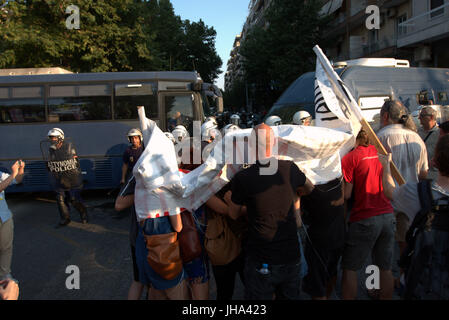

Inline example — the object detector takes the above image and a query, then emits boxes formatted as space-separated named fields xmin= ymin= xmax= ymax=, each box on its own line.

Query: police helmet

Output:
xmin=205 ymin=116 xmax=218 ymax=126
xmin=172 ymin=125 xmax=189 ymax=143
xmin=221 ymin=124 xmax=240 ymax=135
xmin=293 ymin=111 xmax=312 ymax=125
xmin=265 ymin=115 xmax=282 ymax=126
xmin=201 ymin=120 xmax=219 ymax=142
xmin=47 ymin=128 xmax=65 ymax=140
xmin=230 ymin=114 xmax=240 ymax=126
xmin=127 ymin=128 xmax=143 ymax=143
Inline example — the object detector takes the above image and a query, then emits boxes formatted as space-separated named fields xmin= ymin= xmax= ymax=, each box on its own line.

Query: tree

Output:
xmin=239 ymin=0 xmax=330 ymax=111
xmin=0 ymin=0 xmax=222 ymax=81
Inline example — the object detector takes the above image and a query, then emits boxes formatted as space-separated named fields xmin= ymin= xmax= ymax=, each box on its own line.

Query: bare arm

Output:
xmin=344 ymin=180 xmax=353 ymax=200
xmin=121 ymin=163 xmax=128 ymax=184
xmin=293 ymin=196 xmax=302 ymax=228
xmin=297 ymin=177 xmax=314 ymax=196
xmin=206 ymin=195 xmax=228 ymax=216
xmin=169 ymin=214 xmax=183 ymax=233
xmin=224 ymin=191 xmax=246 ymax=220
xmin=0 ymin=161 xmax=21 ymax=193
xmin=378 ymin=153 xmax=396 ymax=201
xmin=114 ymin=194 xmax=134 ymax=211
xmin=418 ymin=169 xmax=428 ymax=181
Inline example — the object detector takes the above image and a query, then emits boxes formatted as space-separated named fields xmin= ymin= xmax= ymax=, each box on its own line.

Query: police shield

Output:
xmin=40 ymin=138 xmax=83 ymax=190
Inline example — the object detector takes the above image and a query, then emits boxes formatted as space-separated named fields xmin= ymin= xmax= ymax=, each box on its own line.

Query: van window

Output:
xmin=358 ymin=96 xmax=390 ymax=123
xmin=438 ymin=92 xmax=447 ymax=103
xmin=417 ymin=91 xmax=429 ymax=105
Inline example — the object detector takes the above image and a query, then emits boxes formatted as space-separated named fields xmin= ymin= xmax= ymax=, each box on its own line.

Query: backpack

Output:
xmin=399 ymin=179 xmax=449 ymax=278
xmin=204 ymin=211 xmax=241 ymax=266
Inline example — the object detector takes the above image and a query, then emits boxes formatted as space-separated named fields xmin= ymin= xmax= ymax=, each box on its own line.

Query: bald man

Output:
xmin=224 ymin=123 xmax=314 ymax=300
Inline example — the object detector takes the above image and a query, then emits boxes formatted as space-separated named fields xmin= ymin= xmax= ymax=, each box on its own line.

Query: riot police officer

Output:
xmin=46 ymin=128 xmax=87 ymax=227
xmin=121 ymin=128 xmax=144 ymax=185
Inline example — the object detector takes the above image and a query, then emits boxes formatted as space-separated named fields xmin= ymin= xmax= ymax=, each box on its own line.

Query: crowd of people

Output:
xmin=1 ymin=101 xmax=448 ymax=300
xmin=114 ymin=101 xmax=449 ymax=301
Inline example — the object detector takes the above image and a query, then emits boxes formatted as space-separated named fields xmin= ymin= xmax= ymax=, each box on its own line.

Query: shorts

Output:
xmin=183 ymin=253 xmax=210 ymax=284
xmin=342 ymin=213 xmax=396 ymax=271
xmin=135 ymin=220 xmax=186 ymax=290
xmin=302 ymin=244 xmax=342 ymax=298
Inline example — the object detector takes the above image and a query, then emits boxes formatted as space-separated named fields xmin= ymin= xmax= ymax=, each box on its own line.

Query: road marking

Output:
xmin=39 ymin=225 xmax=81 ymax=248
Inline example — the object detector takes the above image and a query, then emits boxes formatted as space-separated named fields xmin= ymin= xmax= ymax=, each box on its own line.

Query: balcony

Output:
xmin=397 ymin=2 xmax=449 ymax=48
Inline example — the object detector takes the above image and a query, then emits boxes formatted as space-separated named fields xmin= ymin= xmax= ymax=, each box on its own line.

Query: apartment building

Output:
xmin=224 ymin=0 xmax=272 ymax=92
xmin=322 ymin=0 xmax=449 ymax=68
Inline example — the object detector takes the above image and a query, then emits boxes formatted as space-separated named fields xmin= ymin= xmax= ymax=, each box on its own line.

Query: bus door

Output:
xmin=159 ymin=91 xmax=203 ymax=135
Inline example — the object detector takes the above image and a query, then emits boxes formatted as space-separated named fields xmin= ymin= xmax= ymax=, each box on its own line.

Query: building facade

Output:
xmin=322 ymin=0 xmax=449 ymax=68
xmin=224 ymin=0 xmax=272 ymax=93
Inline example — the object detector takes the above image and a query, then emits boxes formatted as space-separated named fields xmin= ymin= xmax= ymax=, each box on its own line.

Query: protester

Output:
xmin=341 ymin=129 xmax=395 ymax=300
xmin=115 ymin=178 xmax=147 ymax=300
xmin=135 ymin=207 xmax=188 ymax=300
xmin=418 ymin=106 xmax=439 ymax=180
xmin=1 ymin=161 xmax=25 ymax=284
xmin=224 ymin=123 xmax=314 ymax=300
xmin=46 ymin=128 xmax=88 ymax=226
xmin=178 ymin=140 xmax=233 ymax=300
xmin=379 ymin=135 xmax=449 ymax=299
xmin=300 ymin=177 xmax=345 ymax=300
xmin=120 ymin=128 xmax=144 ymax=185
xmin=377 ymin=100 xmax=428 ymax=288
xmin=377 ymin=100 xmax=428 ymax=185
xmin=203 ymin=127 xmax=247 ymax=300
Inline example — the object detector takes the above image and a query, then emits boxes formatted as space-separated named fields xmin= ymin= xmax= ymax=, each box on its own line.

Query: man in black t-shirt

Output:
xmin=225 ymin=123 xmax=314 ymax=300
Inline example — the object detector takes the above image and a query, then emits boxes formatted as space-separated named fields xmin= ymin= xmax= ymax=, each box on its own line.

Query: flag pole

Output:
xmin=313 ymin=45 xmax=406 ymax=186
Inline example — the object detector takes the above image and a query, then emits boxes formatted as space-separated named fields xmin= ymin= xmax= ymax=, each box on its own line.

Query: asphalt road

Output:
xmin=7 ymin=190 xmax=244 ymax=300
xmin=7 ymin=191 xmax=398 ymax=300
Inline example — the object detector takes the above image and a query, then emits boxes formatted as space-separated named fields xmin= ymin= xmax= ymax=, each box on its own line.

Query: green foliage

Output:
xmin=0 ymin=0 xmax=221 ymax=81
xmin=238 ymin=0 xmax=330 ymax=111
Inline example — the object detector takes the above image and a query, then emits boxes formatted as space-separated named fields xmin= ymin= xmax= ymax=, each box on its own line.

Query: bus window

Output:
xmin=48 ymin=85 xmax=112 ymax=121
xmin=0 ymin=86 xmax=45 ymax=123
xmin=165 ymin=94 xmax=194 ymax=132
xmin=114 ymin=82 xmax=158 ymax=119
xmin=438 ymin=92 xmax=447 ymax=103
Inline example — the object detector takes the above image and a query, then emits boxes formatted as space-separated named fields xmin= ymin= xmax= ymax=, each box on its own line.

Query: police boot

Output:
xmin=56 ymin=194 xmax=71 ymax=227
xmin=72 ymin=200 xmax=88 ymax=224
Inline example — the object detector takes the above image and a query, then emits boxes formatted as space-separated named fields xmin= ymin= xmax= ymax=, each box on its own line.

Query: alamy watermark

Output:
xmin=65 ymin=5 xmax=80 ymax=30
xmin=365 ymin=265 xmax=380 ymax=290
xmin=65 ymin=265 xmax=80 ymax=290
xmin=366 ymin=5 xmax=380 ymax=30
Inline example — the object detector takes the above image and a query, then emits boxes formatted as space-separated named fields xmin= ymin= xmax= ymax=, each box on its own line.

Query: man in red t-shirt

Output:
xmin=341 ymin=129 xmax=395 ymax=300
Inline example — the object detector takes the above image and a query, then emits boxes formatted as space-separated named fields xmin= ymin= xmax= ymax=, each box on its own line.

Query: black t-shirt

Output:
xmin=300 ymin=178 xmax=345 ymax=249
xmin=231 ymin=159 xmax=306 ymax=265
xmin=123 ymin=146 xmax=144 ymax=173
